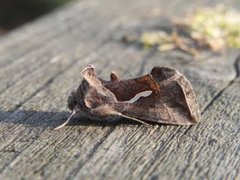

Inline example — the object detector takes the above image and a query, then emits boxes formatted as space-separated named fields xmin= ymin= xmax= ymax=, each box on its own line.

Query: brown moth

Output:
xmin=55 ymin=65 xmax=200 ymax=129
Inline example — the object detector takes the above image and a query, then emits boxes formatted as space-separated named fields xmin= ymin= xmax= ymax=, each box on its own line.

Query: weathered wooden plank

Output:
xmin=0 ymin=7 xmax=116 ymax=93
xmin=0 ymin=0 xmax=239 ymax=180
xmin=0 ymin=0 xmax=98 ymax=66
xmin=0 ymin=47 xmax=148 ymax=179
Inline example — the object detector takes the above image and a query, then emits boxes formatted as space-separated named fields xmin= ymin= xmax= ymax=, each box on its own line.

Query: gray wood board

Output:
xmin=0 ymin=0 xmax=239 ymax=179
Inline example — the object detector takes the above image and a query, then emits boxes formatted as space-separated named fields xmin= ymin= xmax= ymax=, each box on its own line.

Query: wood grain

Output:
xmin=0 ymin=0 xmax=239 ymax=179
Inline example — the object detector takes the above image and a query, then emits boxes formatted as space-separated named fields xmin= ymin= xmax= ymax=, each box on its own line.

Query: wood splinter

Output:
xmin=55 ymin=65 xmax=200 ymax=129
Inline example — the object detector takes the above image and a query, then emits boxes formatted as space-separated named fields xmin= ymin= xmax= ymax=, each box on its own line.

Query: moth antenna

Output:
xmin=54 ymin=109 xmax=78 ymax=130
xmin=117 ymin=113 xmax=151 ymax=126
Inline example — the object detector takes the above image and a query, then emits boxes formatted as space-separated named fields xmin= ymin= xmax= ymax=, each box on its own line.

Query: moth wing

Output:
xmin=114 ymin=67 xmax=200 ymax=125
xmin=80 ymin=65 xmax=200 ymax=125
xmin=117 ymin=92 xmax=195 ymax=125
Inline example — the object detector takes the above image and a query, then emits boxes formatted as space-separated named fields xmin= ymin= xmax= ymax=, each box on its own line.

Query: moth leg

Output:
xmin=117 ymin=113 xmax=151 ymax=126
xmin=54 ymin=110 xmax=78 ymax=130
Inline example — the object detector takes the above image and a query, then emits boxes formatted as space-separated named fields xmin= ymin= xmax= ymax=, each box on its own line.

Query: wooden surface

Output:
xmin=0 ymin=0 xmax=239 ymax=179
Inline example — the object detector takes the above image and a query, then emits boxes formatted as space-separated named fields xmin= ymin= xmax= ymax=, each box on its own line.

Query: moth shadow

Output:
xmin=0 ymin=110 xmax=142 ymax=129
xmin=69 ymin=115 xmax=144 ymax=127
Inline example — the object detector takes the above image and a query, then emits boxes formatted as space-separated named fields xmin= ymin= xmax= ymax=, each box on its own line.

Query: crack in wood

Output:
xmin=201 ymin=55 xmax=240 ymax=115
xmin=138 ymin=48 xmax=157 ymax=76
xmin=65 ymin=127 xmax=115 ymax=180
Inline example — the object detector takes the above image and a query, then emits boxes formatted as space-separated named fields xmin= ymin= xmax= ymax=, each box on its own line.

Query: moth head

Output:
xmin=67 ymin=78 xmax=89 ymax=112
xmin=67 ymin=91 xmax=77 ymax=111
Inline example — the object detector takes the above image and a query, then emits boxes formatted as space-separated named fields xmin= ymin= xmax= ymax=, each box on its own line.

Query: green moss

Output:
xmin=189 ymin=5 xmax=240 ymax=49
xmin=124 ymin=5 xmax=240 ymax=56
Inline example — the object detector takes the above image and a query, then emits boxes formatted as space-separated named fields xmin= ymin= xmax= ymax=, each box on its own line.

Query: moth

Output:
xmin=55 ymin=65 xmax=200 ymax=129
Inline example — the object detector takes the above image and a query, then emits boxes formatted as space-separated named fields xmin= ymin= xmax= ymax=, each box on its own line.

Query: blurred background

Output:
xmin=1 ymin=0 xmax=239 ymax=51
xmin=0 ymin=0 xmax=72 ymax=35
